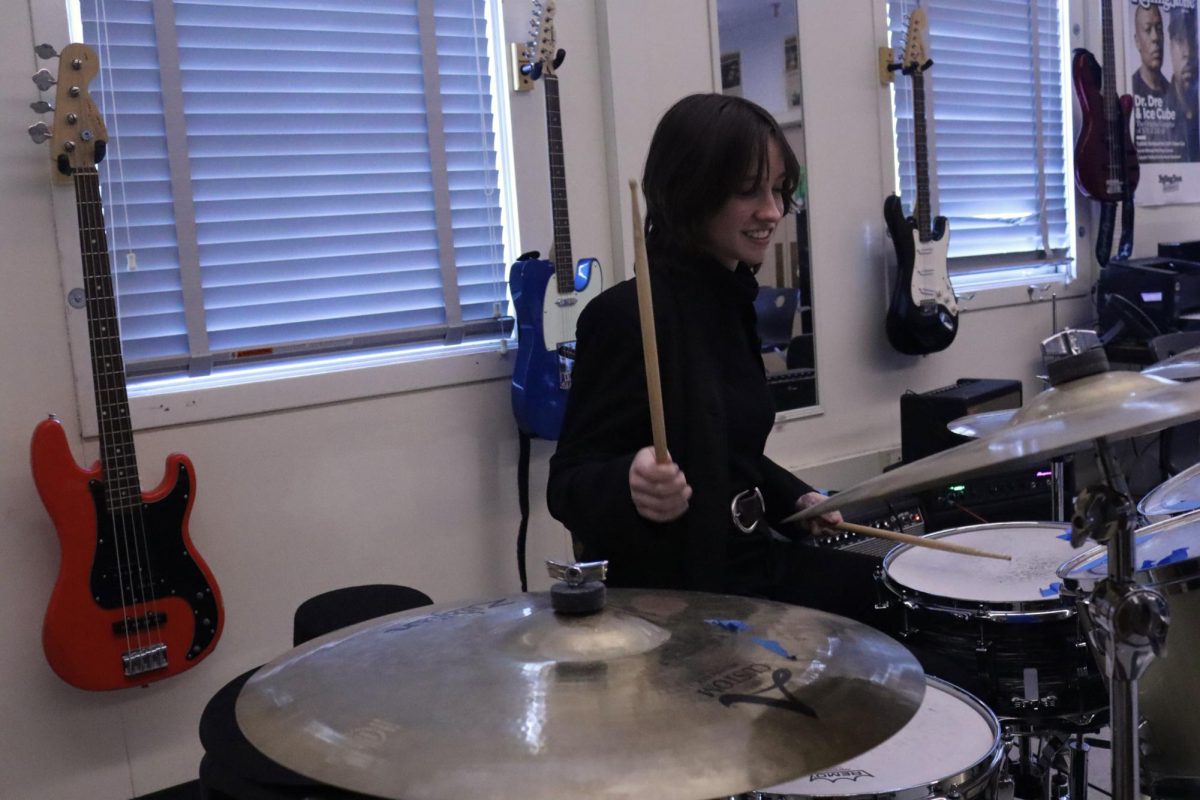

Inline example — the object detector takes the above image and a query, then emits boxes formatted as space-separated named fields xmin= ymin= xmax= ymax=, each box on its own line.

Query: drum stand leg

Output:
xmin=1072 ymin=441 xmax=1171 ymax=800
xmin=1068 ymin=735 xmax=1089 ymax=800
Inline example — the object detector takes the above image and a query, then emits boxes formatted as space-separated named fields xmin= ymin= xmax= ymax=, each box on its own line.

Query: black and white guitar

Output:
xmin=884 ymin=8 xmax=958 ymax=356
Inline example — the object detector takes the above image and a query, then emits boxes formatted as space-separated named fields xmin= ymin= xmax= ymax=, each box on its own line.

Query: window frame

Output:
xmin=35 ymin=0 xmax=521 ymax=435
xmin=870 ymin=0 xmax=1091 ymax=315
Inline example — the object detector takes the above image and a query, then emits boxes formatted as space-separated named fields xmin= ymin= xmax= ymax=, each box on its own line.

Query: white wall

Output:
xmin=1 ymin=1 xmax=1196 ymax=797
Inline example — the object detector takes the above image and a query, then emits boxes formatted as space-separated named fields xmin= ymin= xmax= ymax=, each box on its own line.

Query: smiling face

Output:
xmin=1136 ymin=6 xmax=1165 ymax=72
xmin=701 ymin=137 xmax=786 ymax=270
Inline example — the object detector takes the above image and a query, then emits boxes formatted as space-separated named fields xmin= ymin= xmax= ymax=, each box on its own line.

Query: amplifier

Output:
xmin=767 ymin=367 xmax=816 ymax=409
xmin=900 ymin=378 xmax=1023 ymax=464
xmin=1159 ymin=240 xmax=1200 ymax=261
xmin=783 ymin=496 xmax=923 ymax=630
xmin=920 ymin=463 xmax=1063 ymax=532
xmin=808 ymin=495 xmax=924 ymax=559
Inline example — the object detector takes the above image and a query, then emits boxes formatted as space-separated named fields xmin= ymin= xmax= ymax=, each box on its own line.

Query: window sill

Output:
xmin=100 ymin=341 xmax=516 ymax=436
xmin=953 ymin=273 xmax=1087 ymax=314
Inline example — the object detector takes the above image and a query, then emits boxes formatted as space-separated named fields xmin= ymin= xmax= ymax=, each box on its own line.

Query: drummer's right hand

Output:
xmin=629 ymin=446 xmax=692 ymax=523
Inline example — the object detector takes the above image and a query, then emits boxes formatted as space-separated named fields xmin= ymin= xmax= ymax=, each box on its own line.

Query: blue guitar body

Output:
xmin=510 ymin=254 xmax=601 ymax=439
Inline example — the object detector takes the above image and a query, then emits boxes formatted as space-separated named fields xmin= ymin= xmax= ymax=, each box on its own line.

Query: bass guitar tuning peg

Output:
xmin=32 ymin=69 xmax=57 ymax=91
xmin=34 ymin=43 xmax=59 ymax=60
xmin=28 ymin=121 xmax=52 ymax=144
xmin=30 ymin=100 xmax=54 ymax=114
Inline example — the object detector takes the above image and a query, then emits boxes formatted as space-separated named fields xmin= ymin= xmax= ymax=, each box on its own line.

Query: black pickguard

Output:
xmin=88 ymin=461 xmax=219 ymax=660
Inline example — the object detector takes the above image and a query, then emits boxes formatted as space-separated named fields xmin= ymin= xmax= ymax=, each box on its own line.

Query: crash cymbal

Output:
xmin=947 ymin=409 xmax=1016 ymax=439
xmin=791 ymin=369 xmax=1200 ymax=521
xmin=236 ymin=589 xmax=925 ymax=800
xmin=1139 ymin=460 xmax=1200 ymax=517
xmin=1143 ymin=346 xmax=1200 ymax=381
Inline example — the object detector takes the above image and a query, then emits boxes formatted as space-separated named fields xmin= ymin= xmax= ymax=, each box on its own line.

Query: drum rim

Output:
xmin=881 ymin=522 xmax=1077 ymax=619
xmin=1057 ymin=508 xmax=1200 ymax=596
xmin=750 ymin=676 xmax=1005 ymax=800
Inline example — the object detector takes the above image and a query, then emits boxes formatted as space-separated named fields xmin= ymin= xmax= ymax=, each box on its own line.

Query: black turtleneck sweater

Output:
xmin=547 ymin=249 xmax=813 ymax=595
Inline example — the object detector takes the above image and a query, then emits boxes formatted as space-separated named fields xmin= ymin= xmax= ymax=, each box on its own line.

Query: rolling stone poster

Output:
xmin=1125 ymin=0 xmax=1199 ymax=204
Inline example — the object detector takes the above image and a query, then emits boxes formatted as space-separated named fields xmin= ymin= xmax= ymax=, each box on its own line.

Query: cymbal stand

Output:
xmin=1070 ymin=439 xmax=1170 ymax=800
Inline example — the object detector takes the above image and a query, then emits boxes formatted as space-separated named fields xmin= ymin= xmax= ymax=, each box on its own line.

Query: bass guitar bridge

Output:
xmin=122 ymin=643 xmax=168 ymax=677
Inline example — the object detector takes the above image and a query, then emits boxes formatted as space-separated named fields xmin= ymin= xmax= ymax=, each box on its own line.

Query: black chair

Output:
xmin=198 ymin=585 xmax=433 ymax=800
xmin=292 ymin=584 xmax=433 ymax=648
xmin=753 ymin=286 xmax=799 ymax=354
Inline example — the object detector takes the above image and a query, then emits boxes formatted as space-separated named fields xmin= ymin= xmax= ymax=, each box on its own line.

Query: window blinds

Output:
xmin=887 ymin=0 xmax=1072 ymax=280
xmin=80 ymin=0 xmax=508 ymax=377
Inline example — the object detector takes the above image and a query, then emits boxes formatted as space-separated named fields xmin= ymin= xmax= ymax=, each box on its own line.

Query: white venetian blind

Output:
xmin=887 ymin=0 xmax=1073 ymax=281
xmin=79 ymin=0 xmax=508 ymax=377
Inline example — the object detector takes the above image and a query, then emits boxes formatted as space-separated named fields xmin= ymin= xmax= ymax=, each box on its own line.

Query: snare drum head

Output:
xmin=885 ymin=523 xmax=1075 ymax=604
xmin=1058 ymin=508 xmax=1200 ymax=594
xmin=757 ymin=677 xmax=998 ymax=797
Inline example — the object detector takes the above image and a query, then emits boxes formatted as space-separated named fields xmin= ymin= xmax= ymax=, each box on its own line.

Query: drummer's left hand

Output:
xmin=794 ymin=491 xmax=842 ymax=536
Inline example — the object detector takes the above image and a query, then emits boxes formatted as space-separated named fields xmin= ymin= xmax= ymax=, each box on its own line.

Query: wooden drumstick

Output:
xmin=833 ymin=521 xmax=1012 ymax=561
xmin=630 ymin=179 xmax=669 ymax=464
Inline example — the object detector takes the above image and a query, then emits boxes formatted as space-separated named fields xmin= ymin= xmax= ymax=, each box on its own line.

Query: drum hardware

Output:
xmin=235 ymin=560 xmax=926 ymax=800
xmin=1070 ymin=442 xmax=1170 ymax=800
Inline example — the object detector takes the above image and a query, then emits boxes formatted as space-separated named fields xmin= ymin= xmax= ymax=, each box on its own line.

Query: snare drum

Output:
xmin=881 ymin=522 xmax=1106 ymax=721
xmin=749 ymin=677 xmax=1007 ymax=800
xmin=1058 ymin=509 xmax=1200 ymax=779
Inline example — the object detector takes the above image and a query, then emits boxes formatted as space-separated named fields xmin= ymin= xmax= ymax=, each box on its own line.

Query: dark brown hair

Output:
xmin=641 ymin=93 xmax=800 ymax=258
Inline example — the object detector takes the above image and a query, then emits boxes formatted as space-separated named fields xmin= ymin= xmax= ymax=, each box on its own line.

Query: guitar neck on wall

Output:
xmin=28 ymin=43 xmax=223 ymax=690
xmin=884 ymin=8 xmax=959 ymax=356
xmin=509 ymin=0 xmax=602 ymax=440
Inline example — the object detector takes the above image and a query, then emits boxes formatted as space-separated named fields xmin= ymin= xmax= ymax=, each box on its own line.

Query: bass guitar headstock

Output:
xmin=520 ymin=0 xmax=564 ymax=81
xmin=27 ymin=42 xmax=107 ymax=178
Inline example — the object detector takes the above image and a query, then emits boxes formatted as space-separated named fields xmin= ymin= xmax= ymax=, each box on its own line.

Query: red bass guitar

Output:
xmin=29 ymin=43 xmax=223 ymax=690
xmin=1072 ymin=0 xmax=1138 ymax=263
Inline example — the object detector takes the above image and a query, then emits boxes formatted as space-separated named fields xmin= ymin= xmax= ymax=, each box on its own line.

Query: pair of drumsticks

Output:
xmin=626 ymin=180 xmax=1010 ymax=563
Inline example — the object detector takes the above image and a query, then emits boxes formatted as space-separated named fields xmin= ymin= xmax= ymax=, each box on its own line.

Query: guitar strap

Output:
xmin=516 ymin=430 xmax=531 ymax=592
xmin=1117 ymin=194 xmax=1135 ymax=261
xmin=1096 ymin=201 xmax=1116 ymax=267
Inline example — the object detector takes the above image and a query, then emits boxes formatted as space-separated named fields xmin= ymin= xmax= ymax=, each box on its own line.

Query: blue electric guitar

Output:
xmin=509 ymin=0 xmax=602 ymax=439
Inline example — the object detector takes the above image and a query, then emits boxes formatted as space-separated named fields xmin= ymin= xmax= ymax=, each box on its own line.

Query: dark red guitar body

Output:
xmin=1073 ymin=48 xmax=1139 ymax=202
xmin=32 ymin=417 xmax=223 ymax=690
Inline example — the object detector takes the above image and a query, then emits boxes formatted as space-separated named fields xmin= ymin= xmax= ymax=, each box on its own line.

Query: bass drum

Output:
xmin=746 ymin=676 xmax=1008 ymax=800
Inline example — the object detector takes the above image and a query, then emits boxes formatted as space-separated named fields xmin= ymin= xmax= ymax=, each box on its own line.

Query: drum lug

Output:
xmin=995 ymin=773 xmax=1016 ymax=800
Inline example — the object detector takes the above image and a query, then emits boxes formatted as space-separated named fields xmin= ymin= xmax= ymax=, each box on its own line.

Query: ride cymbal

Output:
xmin=791 ymin=369 xmax=1200 ymax=521
xmin=236 ymin=589 xmax=925 ymax=800
xmin=1143 ymin=346 xmax=1200 ymax=381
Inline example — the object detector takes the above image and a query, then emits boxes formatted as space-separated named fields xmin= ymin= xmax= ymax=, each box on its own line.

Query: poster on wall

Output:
xmin=784 ymin=36 xmax=802 ymax=110
xmin=1125 ymin=0 xmax=1199 ymax=205
xmin=721 ymin=52 xmax=743 ymax=97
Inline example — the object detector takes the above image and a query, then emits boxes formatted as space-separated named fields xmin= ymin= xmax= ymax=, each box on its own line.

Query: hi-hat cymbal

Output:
xmin=236 ymin=589 xmax=925 ymax=800
xmin=1144 ymin=346 xmax=1200 ymax=381
xmin=792 ymin=370 xmax=1200 ymax=520
xmin=1139 ymin=460 xmax=1200 ymax=517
